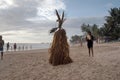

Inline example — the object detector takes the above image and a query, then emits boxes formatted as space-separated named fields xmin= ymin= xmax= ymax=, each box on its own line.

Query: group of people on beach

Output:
xmin=6 ymin=42 xmax=32 ymax=51
xmin=0 ymin=36 xmax=33 ymax=60
xmin=6 ymin=42 xmax=17 ymax=51
xmin=0 ymin=32 xmax=94 ymax=61
xmin=0 ymin=10 xmax=94 ymax=67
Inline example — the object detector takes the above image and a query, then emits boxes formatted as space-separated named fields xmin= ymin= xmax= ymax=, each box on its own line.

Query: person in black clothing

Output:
xmin=86 ymin=31 xmax=94 ymax=57
xmin=0 ymin=35 xmax=4 ymax=60
xmin=7 ymin=42 xmax=10 ymax=51
xmin=14 ymin=43 xmax=17 ymax=51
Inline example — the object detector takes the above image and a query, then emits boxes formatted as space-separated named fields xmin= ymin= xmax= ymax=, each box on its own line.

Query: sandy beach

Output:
xmin=0 ymin=42 xmax=120 ymax=80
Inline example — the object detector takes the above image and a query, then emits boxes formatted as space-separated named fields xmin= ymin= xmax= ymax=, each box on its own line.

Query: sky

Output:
xmin=0 ymin=0 xmax=119 ymax=43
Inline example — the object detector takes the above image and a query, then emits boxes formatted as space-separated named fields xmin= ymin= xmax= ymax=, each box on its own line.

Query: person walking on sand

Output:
xmin=0 ymin=35 xmax=4 ymax=60
xmin=14 ymin=43 xmax=17 ymax=51
xmin=86 ymin=31 xmax=94 ymax=57
xmin=6 ymin=42 xmax=10 ymax=51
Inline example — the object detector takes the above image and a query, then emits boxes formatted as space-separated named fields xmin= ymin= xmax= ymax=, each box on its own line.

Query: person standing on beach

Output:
xmin=25 ymin=46 xmax=28 ymax=50
xmin=22 ymin=45 xmax=24 ymax=50
xmin=86 ymin=31 xmax=94 ymax=57
xmin=0 ymin=35 xmax=4 ymax=60
xmin=14 ymin=43 xmax=17 ymax=51
xmin=6 ymin=42 xmax=10 ymax=51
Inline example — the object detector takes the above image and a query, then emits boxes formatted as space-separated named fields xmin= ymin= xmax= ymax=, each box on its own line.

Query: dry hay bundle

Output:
xmin=49 ymin=10 xmax=72 ymax=66
xmin=49 ymin=29 xmax=72 ymax=66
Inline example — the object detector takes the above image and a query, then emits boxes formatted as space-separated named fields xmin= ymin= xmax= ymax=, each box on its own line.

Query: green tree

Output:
xmin=101 ymin=7 xmax=120 ymax=40
xmin=70 ymin=35 xmax=81 ymax=43
xmin=81 ymin=24 xmax=91 ymax=33
xmin=92 ymin=24 xmax=99 ymax=38
xmin=81 ymin=23 xmax=99 ymax=39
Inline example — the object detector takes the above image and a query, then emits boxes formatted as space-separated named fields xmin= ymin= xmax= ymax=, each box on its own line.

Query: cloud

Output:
xmin=64 ymin=17 xmax=105 ymax=28
xmin=36 ymin=0 xmax=66 ymax=20
xmin=1 ymin=29 xmax=52 ymax=43
xmin=0 ymin=0 xmax=16 ymax=9
xmin=0 ymin=0 xmax=38 ymax=29
xmin=0 ymin=0 xmax=65 ymax=27
xmin=0 ymin=0 xmax=105 ymax=43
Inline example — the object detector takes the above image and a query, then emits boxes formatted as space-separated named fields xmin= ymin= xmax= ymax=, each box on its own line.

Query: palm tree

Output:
xmin=49 ymin=10 xmax=72 ymax=66
xmin=104 ymin=7 xmax=120 ymax=39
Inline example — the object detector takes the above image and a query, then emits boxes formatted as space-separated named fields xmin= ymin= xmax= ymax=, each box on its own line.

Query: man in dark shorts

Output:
xmin=86 ymin=31 xmax=94 ymax=57
xmin=0 ymin=35 xmax=4 ymax=60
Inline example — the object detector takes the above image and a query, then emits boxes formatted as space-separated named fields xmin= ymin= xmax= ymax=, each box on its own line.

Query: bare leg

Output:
xmin=91 ymin=48 xmax=94 ymax=57
xmin=88 ymin=48 xmax=90 ymax=57
xmin=1 ymin=52 xmax=3 ymax=60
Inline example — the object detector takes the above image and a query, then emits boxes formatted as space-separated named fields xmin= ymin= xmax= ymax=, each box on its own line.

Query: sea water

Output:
xmin=4 ymin=43 xmax=50 ymax=51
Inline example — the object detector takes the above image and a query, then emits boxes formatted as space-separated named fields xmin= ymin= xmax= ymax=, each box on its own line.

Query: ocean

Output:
xmin=4 ymin=43 xmax=50 ymax=51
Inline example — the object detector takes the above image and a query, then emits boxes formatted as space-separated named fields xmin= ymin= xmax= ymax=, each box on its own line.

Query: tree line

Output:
xmin=70 ymin=7 xmax=120 ymax=43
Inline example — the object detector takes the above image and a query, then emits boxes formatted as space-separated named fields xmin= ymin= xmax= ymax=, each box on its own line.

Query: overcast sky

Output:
xmin=0 ymin=0 xmax=119 ymax=43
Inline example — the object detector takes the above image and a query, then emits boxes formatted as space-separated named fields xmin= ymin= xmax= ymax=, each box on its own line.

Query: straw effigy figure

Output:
xmin=49 ymin=10 xmax=73 ymax=66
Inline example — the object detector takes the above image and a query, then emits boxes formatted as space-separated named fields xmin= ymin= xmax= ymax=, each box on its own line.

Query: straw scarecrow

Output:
xmin=49 ymin=10 xmax=73 ymax=66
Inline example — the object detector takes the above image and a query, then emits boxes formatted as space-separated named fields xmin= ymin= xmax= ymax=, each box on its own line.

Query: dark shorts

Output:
xmin=87 ymin=41 xmax=93 ymax=48
xmin=0 ymin=47 xmax=3 ymax=52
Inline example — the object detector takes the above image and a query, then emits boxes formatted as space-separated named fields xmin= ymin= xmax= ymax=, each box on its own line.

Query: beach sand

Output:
xmin=0 ymin=42 xmax=120 ymax=80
